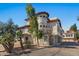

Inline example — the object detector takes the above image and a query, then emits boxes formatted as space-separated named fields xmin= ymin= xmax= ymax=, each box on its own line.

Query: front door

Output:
xmin=25 ymin=37 xmax=28 ymax=43
xmin=49 ymin=36 xmax=53 ymax=45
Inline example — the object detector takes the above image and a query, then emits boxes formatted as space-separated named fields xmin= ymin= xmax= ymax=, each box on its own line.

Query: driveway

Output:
xmin=1 ymin=42 xmax=79 ymax=56
xmin=21 ymin=42 xmax=79 ymax=56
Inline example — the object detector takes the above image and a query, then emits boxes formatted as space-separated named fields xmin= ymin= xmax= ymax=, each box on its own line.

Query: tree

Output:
xmin=16 ymin=30 xmax=24 ymax=50
xmin=76 ymin=16 xmax=79 ymax=40
xmin=70 ymin=24 xmax=79 ymax=40
xmin=26 ymin=4 xmax=43 ymax=46
xmin=26 ymin=4 xmax=35 ymax=18
xmin=76 ymin=32 xmax=79 ymax=39
xmin=77 ymin=16 xmax=79 ymax=21
xmin=70 ymin=24 xmax=77 ymax=32
xmin=38 ymin=30 xmax=44 ymax=39
xmin=0 ymin=19 xmax=17 ymax=53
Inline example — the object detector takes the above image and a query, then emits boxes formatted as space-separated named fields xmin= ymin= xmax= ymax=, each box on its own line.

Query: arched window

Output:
xmin=40 ymin=16 xmax=42 ymax=17
xmin=71 ymin=34 xmax=73 ymax=37
xmin=40 ymin=25 xmax=42 ymax=27
xmin=43 ymin=25 xmax=45 ymax=27
xmin=43 ymin=16 xmax=45 ymax=18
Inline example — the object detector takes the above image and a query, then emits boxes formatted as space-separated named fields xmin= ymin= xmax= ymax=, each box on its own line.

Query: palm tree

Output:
xmin=16 ymin=30 xmax=24 ymax=50
xmin=26 ymin=4 xmax=43 ymax=46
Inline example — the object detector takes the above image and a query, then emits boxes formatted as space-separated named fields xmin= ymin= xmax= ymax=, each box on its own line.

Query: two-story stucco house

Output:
xmin=18 ymin=12 xmax=63 ymax=47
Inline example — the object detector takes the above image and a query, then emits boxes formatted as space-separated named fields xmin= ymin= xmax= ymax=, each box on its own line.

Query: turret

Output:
xmin=36 ymin=12 xmax=49 ymax=31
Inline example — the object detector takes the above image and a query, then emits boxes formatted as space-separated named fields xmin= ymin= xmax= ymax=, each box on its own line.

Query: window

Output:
xmin=66 ymin=34 xmax=70 ymax=37
xmin=25 ymin=37 xmax=28 ymax=43
xmin=43 ymin=25 xmax=45 ymax=27
xmin=40 ymin=16 xmax=42 ymax=17
xmin=71 ymin=34 xmax=73 ymax=37
xmin=68 ymin=35 xmax=70 ymax=37
xmin=25 ymin=37 xmax=28 ymax=41
xmin=43 ymin=16 xmax=45 ymax=17
xmin=66 ymin=34 xmax=68 ymax=37
xmin=63 ymin=35 xmax=65 ymax=37
xmin=40 ymin=25 xmax=42 ymax=27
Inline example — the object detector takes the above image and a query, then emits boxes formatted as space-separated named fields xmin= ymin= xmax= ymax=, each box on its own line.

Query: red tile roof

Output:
xmin=36 ymin=12 xmax=49 ymax=17
xmin=64 ymin=30 xmax=76 ymax=34
xmin=47 ymin=19 xmax=60 ymax=23
xmin=47 ymin=19 xmax=62 ymax=27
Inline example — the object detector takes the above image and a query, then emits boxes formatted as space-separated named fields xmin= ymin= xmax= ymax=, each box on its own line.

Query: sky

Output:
xmin=0 ymin=3 xmax=79 ymax=31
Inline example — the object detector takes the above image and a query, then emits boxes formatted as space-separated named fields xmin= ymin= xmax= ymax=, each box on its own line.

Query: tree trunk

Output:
xmin=37 ymin=37 xmax=39 ymax=47
xmin=2 ymin=43 xmax=10 ymax=53
xmin=37 ymin=29 xmax=39 ymax=47
xmin=2 ymin=42 xmax=14 ymax=53
xmin=31 ymin=35 xmax=34 ymax=44
xmin=8 ymin=42 xmax=14 ymax=53
xmin=19 ymin=37 xmax=24 ymax=50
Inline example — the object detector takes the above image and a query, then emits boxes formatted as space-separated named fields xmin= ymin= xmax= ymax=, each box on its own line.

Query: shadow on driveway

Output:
xmin=60 ymin=42 xmax=79 ymax=48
